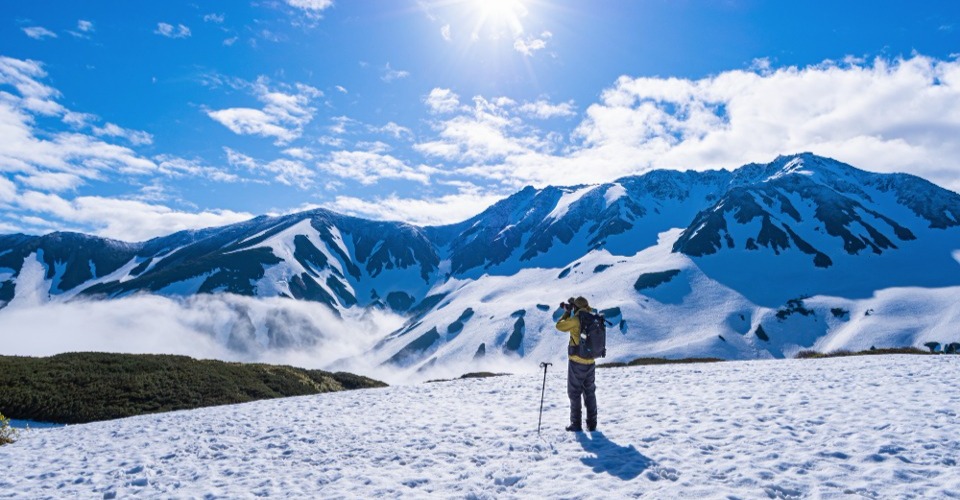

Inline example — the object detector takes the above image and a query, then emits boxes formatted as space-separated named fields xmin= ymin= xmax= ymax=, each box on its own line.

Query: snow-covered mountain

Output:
xmin=2 ymin=153 xmax=960 ymax=380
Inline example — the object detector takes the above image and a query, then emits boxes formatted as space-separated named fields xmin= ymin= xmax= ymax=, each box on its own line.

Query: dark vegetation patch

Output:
xmin=287 ymin=273 xmax=338 ymax=312
xmin=593 ymin=264 xmax=613 ymax=273
xmin=775 ymin=297 xmax=814 ymax=320
xmin=598 ymin=357 xmax=724 ymax=368
xmin=388 ymin=327 xmax=440 ymax=365
xmin=386 ymin=291 xmax=415 ymax=312
xmin=473 ymin=343 xmax=486 ymax=359
xmin=536 ymin=304 xmax=551 ymax=311
xmin=795 ymin=347 xmax=930 ymax=359
xmin=407 ymin=293 xmax=448 ymax=318
xmin=830 ymin=307 xmax=849 ymax=319
xmin=326 ymin=276 xmax=357 ymax=307
xmin=600 ymin=307 xmax=621 ymax=318
xmin=504 ymin=316 xmax=525 ymax=352
xmin=754 ymin=324 xmax=770 ymax=341
xmin=921 ymin=341 xmax=960 ymax=354
xmin=0 ymin=412 xmax=17 ymax=445
xmin=634 ymin=270 xmax=681 ymax=291
xmin=446 ymin=308 xmax=475 ymax=336
xmin=0 ymin=352 xmax=385 ymax=425
xmin=557 ymin=267 xmax=571 ymax=279
xmin=426 ymin=372 xmax=509 ymax=383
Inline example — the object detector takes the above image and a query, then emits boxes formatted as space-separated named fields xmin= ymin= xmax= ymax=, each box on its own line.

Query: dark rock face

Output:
xmin=672 ymin=153 xmax=932 ymax=269
xmin=388 ymin=327 xmax=441 ymax=365
xmin=634 ymin=270 xmax=681 ymax=291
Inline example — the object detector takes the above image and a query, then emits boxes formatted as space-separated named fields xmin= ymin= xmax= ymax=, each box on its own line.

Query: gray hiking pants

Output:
xmin=567 ymin=359 xmax=597 ymax=426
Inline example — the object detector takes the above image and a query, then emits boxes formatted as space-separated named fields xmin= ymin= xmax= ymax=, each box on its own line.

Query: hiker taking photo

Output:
xmin=555 ymin=296 xmax=607 ymax=432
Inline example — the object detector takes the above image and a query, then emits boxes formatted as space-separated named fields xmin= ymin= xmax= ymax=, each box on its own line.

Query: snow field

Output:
xmin=1 ymin=355 xmax=958 ymax=498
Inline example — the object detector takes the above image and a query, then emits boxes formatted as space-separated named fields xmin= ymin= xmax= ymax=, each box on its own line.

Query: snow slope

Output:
xmin=2 ymin=355 xmax=958 ymax=498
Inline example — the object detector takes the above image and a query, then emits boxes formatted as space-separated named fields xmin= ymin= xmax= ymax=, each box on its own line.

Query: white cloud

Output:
xmin=223 ymin=37 xmax=239 ymax=46
xmin=281 ymin=148 xmax=315 ymax=161
xmin=225 ymin=148 xmax=315 ymax=188
xmin=441 ymin=24 xmax=452 ymax=41
xmin=287 ymin=0 xmax=335 ymax=16
xmin=328 ymin=115 xmax=358 ymax=135
xmin=15 ymin=172 xmax=84 ymax=192
xmin=91 ymin=122 xmax=154 ymax=146
xmin=68 ymin=20 xmax=95 ymax=38
xmin=22 ymin=27 xmax=58 ymax=40
xmin=0 ymin=176 xmax=17 ymax=203
xmin=424 ymin=88 xmax=462 ymax=114
xmin=327 ymin=188 xmax=505 ymax=226
xmin=335 ymin=85 xmax=348 ymax=94
xmin=203 ymin=13 xmax=225 ymax=23
xmin=317 ymin=150 xmax=432 ymax=185
xmin=154 ymin=23 xmax=191 ymax=39
xmin=154 ymin=155 xmax=239 ymax=182
xmin=414 ymin=95 xmax=551 ymax=163
xmin=0 ymin=54 xmax=241 ymax=212
xmin=373 ymin=121 xmax=413 ymax=140
xmin=0 ymin=95 xmax=158 ymax=181
xmin=560 ymin=55 xmax=960 ymax=189
xmin=0 ymin=294 xmax=406 ymax=382
xmin=517 ymin=99 xmax=576 ymax=119
xmin=381 ymin=63 xmax=410 ymax=83
xmin=408 ymin=55 xmax=960 ymax=192
xmin=10 ymin=190 xmax=253 ymax=241
xmin=0 ymin=56 xmax=61 ymax=101
xmin=208 ymin=108 xmax=294 ymax=141
xmin=514 ymin=31 xmax=551 ymax=56
xmin=206 ymin=77 xmax=322 ymax=145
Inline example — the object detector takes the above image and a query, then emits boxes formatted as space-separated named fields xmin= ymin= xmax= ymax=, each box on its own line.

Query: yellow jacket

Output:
xmin=556 ymin=308 xmax=595 ymax=365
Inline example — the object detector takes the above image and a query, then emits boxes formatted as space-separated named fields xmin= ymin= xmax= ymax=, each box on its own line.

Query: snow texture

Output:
xmin=2 ymin=355 xmax=958 ymax=498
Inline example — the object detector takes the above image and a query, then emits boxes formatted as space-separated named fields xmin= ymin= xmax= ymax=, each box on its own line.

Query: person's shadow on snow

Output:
xmin=576 ymin=431 xmax=652 ymax=480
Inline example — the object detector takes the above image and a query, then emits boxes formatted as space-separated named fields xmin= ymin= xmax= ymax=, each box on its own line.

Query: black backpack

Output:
xmin=576 ymin=310 xmax=608 ymax=359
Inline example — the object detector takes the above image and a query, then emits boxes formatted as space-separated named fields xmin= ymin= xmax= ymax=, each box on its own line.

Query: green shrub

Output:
xmin=0 ymin=412 xmax=18 ymax=445
xmin=795 ymin=347 xmax=929 ymax=359
xmin=598 ymin=357 xmax=723 ymax=368
xmin=0 ymin=352 xmax=386 ymax=424
xmin=775 ymin=297 xmax=814 ymax=320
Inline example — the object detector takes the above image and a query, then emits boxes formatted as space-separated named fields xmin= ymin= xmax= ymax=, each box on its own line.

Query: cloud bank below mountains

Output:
xmin=0 ymin=293 xmax=409 ymax=383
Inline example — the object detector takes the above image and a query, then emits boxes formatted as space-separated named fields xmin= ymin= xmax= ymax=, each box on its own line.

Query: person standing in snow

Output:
xmin=555 ymin=296 xmax=598 ymax=432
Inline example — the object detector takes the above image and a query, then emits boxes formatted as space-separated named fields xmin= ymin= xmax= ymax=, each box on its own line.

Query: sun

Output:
xmin=469 ymin=0 xmax=527 ymax=38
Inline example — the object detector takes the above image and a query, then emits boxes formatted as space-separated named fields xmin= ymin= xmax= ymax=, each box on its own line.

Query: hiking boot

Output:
xmin=586 ymin=420 xmax=597 ymax=432
xmin=565 ymin=423 xmax=583 ymax=432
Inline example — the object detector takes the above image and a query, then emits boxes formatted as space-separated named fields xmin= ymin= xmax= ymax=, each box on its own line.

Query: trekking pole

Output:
xmin=537 ymin=362 xmax=552 ymax=436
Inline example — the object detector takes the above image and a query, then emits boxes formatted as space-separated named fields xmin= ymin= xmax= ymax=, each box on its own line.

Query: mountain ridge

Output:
xmin=2 ymin=153 xmax=960 ymax=380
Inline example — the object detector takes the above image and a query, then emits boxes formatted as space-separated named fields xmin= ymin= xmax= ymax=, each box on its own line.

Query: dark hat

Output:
xmin=573 ymin=296 xmax=589 ymax=309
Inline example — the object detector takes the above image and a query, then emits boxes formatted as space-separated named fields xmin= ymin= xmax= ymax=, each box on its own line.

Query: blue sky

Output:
xmin=2 ymin=0 xmax=960 ymax=240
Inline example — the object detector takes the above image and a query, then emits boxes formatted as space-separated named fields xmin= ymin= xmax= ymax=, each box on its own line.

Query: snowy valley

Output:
xmin=1 ymin=355 xmax=958 ymax=498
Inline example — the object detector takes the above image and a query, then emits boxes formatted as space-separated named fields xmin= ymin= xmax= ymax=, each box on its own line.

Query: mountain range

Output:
xmin=3 ymin=153 xmax=960 ymax=379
